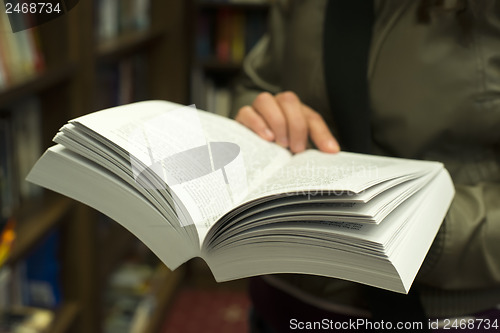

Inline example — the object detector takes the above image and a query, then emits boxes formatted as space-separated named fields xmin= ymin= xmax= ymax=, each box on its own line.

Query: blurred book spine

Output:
xmin=0 ymin=96 xmax=43 ymax=221
xmin=200 ymin=0 xmax=269 ymax=3
xmin=96 ymin=0 xmax=152 ymax=42
xmin=190 ymin=72 xmax=232 ymax=117
xmin=103 ymin=256 xmax=173 ymax=333
xmin=196 ymin=6 xmax=267 ymax=64
xmin=0 ymin=231 xmax=60 ymax=332
xmin=95 ymin=55 xmax=150 ymax=110
xmin=192 ymin=2 xmax=268 ymax=116
xmin=0 ymin=11 xmax=46 ymax=91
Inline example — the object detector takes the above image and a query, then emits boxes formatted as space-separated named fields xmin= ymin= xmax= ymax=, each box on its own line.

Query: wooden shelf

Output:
xmin=198 ymin=59 xmax=243 ymax=73
xmin=96 ymin=29 xmax=165 ymax=64
xmin=50 ymin=302 xmax=80 ymax=333
xmin=5 ymin=193 xmax=73 ymax=266
xmin=0 ymin=63 xmax=76 ymax=108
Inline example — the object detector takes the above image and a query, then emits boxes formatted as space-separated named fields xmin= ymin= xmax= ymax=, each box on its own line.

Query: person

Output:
xmin=230 ymin=0 xmax=500 ymax=331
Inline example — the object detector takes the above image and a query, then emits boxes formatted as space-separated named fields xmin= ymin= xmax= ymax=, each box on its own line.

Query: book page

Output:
xmin=204 ymin=170 xmax=453 ymax=293
xmin=70 ymin=101 xmax=291 ymax=243
xmin=248 ymin=150 xmax=441 ymax=199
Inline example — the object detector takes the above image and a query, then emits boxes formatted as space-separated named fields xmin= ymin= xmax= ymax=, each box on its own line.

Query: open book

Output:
xmin=27 ymin=101 xmax=454 ymax=293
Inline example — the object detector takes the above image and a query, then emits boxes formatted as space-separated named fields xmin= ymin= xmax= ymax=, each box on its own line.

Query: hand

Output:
xmin=235 ymin=91 xmax=340 ymax=154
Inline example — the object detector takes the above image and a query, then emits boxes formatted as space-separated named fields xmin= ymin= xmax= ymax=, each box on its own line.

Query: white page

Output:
xmin=204 ymin=170 xmax=454 ymax=293
xmin=70 ymin=101 xmax=291 ymax=243
xmin=248 ymin=150 xmax=440 ymax=199
xmin=225 ymin=169 xmax=438 ymax=230
xmin=221 ymin=171 xmax=449 ymax=250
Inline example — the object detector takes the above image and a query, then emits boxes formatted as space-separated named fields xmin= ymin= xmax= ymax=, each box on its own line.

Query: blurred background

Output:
xmin=0 ymin=1 xmax=269 ymax=332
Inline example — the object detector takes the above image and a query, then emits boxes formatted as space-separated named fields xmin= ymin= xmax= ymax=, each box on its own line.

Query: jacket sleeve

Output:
xmin=417 ymin=180 xmax=500 ymax=289
xmin=414 ymin=1 xmax=500 ymax=290
xmin=230 ymin=1 xmax=288 ymax=118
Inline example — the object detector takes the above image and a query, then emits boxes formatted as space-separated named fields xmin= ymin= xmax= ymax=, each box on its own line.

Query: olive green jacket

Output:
xmin=232 ymin=0 xmax=500 ymax=317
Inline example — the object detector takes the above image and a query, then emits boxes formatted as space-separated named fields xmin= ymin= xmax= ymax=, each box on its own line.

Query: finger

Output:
xmin=276 ymin=91 xmax=308 ymax=153
xmin=235 ymin=105 xmax=275 ymax=141
xmin=252 ymin=92 xmax=289 ymax=147
xmin=303 ymin=105 xmax=340 ymax=153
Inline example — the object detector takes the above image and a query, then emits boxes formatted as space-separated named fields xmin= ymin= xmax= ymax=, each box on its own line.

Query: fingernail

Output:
xmin=294 ymin=142 xmax=305 ymax=153
xmin=263 ymin=128 xmax=274 ymax=141
xmin=326 ymin=140 xmax=339 ymax=152
xmin=277 ymin=137 xmax=289 ymax=147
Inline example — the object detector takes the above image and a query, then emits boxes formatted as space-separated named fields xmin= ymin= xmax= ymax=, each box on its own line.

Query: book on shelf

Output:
xmin=0 ymin=97 xmax=43 ymax=220
xmin=215 ymin=8 xmax=232 ymax=63
xmin=0 ymin=51 xmax=7 ymax=89
xmin=0 ymin=307 xmax=53 ymax=333
xmin=0 ymin=262 xmax=56 ymax=333
xmin=199 ymin=0 xmax=269 ymax=4
xmin=0 ymin=113 xmax=16 ymax=219
xmin=196 ymin=12 xmax=213 ymax=59
xmin=196 ymin=6 xmax=267 ymax=63
xmin=27 ymin=100 xmax=455 ymax=294
xmin=230 ymin=11 xmax=245 ymax=63
xmin=0 ymin=230 xmax=61 ymax=314
xmin=11 ymin=98 xmax=43 ymax=200
xmin=0 ymin=10 xmax=45 ymax=89
xmin=95 ymin=55 xmax=150 ymax=110
xmin=103 ymin=252 xmax=168 ymax=333
xmin=190 ymin=70 xmax=232 ymax=117
xmin=96 ymin=0 xmax=151 ymax=42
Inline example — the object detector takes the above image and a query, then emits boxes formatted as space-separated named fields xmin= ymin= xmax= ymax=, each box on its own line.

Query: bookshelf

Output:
xmin=0 ymin=1 xmax=189 ymax=332
xmin=96 ymin=29 xmax=164 ymax=63
xmin=190 ymin=0 xmax=269 ymax=116
xmin=5 ymin=194 xmax=73 ymax=266
xmin=0 ymin=64 xmax=76 ymax=107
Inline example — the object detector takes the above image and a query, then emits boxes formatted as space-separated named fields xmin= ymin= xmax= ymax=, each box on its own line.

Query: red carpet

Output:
xmin=161 ymin=288 xmax=251 ymax=333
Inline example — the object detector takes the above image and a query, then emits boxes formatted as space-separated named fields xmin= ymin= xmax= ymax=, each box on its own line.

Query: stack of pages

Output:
xmin=27 ymin=101 xmax=454 ymax=293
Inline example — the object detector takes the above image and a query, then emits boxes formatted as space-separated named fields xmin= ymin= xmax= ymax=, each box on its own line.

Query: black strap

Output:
xmin=323 ymin=2 xmax=429 ymax=331
xmin=323 ymin=0 xmax=373 ymax=153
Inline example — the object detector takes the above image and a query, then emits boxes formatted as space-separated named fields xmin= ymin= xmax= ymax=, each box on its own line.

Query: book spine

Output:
xmin=190 ymin=66 xmax=207 ymax=111
xmin=215 ymin=8 xmax=231 ymax=63
xmin=97 ymin=0 xmax=152 ymax=42
xmin=9 ymin=13 xmax=36 ymax=79
xmin=0 ymin=267 xmax=11 ymax=307
xmin=11 ymin=97 xmax=43 ymax=200
xmin=214 ymin=86 xmax=231 ymax=117
xmin=205 ymin=77 xmax=216 ymax=113
xmin=119 ymin=0 xmax=135 ymax=35
xmin=97 ymin=0 xmax=120 ymax=41
xmin=132 ymin=54 xmax=149 ymax=101
xmin=230 ymin=11 xmax=245 ymax=63
xmin=196 ymin=12 xmax=212 ymax=60
xmin=0 ymin=97 xmax=44 ymax=216
xmin=133 ymin=0 xmax=151 ymax=31
xmin=0 ymin=11 xmax=46 ymax=85
xmin=0 ymin=231 xmax=62 ymax=309
xmin=24 ymin=230 xmax=62 ymax=307
xmin=0 ymin=10 xmax=21 ymax=84
xmin=24 ymin=23 xmax=46 ymax=73
xmin=0 ymin=52 xmax=7 ymax=89
xmin=118 ymin=58 xmax=134 ymax=105
xmin=0 ymin=114 xmax=17 ymax=219
xmin=96 ymin=54 xmax=150 ymax=109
